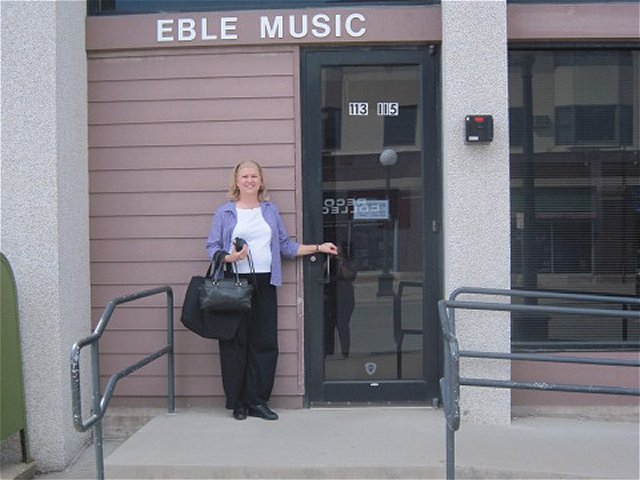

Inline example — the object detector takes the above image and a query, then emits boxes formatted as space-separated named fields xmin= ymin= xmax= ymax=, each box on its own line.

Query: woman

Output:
xmin=206 ymin=161 xmax=337 ymax=421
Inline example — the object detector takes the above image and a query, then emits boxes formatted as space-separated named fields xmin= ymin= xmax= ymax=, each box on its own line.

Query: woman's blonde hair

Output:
xmin=227 ymin=160 xmax=269 ymax=201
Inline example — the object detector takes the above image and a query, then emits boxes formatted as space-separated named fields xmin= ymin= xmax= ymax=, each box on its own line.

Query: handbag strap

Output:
xmin=229 ymin=249 xmax=257 ymax=287
xmin=246 ymin=250 xmax=260 ymax=298
xmin=207 ymin=250 xmax=226 ymax=279
xmin=208 ymin=249 xmax=257 ymax=288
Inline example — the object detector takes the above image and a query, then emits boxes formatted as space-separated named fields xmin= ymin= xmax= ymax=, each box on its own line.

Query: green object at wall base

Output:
xmin=1 ymin=253 xmax=30 ymax=463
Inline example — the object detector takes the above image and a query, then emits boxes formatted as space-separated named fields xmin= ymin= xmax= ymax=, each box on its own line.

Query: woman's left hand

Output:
xmin=318 ymin=242 xmax=338 ymax=255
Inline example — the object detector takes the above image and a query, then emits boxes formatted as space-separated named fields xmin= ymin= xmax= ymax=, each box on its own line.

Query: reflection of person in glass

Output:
xmin=324 ymin=243 xmax=357 ymax=358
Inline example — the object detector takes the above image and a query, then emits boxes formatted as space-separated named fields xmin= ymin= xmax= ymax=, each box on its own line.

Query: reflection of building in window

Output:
xmin=553 ymin=50 xmax=634 ymax=146
xmin=508 ymin=49 xmax=639 ymax=348
xmin=512 ymin=187 xmax=594 ymax=275
xmin=384 ymin=105 xmax=417 ymax=146
xmin=555 ymin=105 xmax=633 ymax=146
xmin=322 ymin=106 xmax=342 ymax=150
xmin=508 ymin=107 xmax=525 ymax=147
xmin=512 ymin=218 xmax=592 ymax=275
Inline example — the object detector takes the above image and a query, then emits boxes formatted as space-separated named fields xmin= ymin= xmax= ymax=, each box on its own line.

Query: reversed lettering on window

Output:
xmin=353 ymin=199 xmax=389 ymax=220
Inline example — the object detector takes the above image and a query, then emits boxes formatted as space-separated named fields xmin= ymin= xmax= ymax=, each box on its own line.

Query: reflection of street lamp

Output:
xmin=377 ymin=148 xmax=398 ymax=297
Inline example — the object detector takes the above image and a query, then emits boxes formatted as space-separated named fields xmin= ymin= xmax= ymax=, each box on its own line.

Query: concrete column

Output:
xmin=441 ymin=0 xmax=511 ymax=424
xmin=1 ymin=0 xmax=91 ymax=470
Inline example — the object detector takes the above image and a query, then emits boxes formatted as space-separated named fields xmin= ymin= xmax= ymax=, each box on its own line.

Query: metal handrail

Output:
xmin=439 ymin=287 xmax=640 ymax=480
xmin=70 ymin=285 xmax=174 ymax=480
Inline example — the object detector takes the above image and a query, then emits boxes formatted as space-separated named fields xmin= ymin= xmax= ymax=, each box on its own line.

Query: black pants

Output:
xmin=324 ymin=279 xmax=355 ymax=356
xmin=218 ymin=273 xmax=278 ymax=409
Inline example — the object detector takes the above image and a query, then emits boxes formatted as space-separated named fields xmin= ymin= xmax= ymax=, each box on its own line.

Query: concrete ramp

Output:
xmin=104 ymin=407 xmax=639 ymax=479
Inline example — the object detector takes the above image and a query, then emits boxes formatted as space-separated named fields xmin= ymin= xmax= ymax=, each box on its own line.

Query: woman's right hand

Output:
xmin=226 ymin=244 xmax=248 ymax=263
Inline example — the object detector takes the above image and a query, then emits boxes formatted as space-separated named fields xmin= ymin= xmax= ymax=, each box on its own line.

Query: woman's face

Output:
xmin=236 ymin=165 xmax=262 ymax=198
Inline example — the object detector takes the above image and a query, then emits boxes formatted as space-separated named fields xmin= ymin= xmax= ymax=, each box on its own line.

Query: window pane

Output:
xmin=89 ymin=0 xmax=434 ymax=15
xmin=508 ymin=49 xmax=640 ymax=348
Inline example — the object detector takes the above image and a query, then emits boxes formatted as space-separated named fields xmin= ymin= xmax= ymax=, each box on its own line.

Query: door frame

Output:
xmin=301 ymin=47 xmax=442 ymax=406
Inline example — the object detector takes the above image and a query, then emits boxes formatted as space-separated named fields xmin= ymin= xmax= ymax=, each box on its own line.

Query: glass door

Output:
xmin=302 ymin=48 xmax=441 ymax=404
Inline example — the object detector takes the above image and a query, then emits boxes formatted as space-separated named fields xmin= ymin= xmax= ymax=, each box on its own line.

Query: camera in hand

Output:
xmin=234 ymin=237 xmax=247 ymax=252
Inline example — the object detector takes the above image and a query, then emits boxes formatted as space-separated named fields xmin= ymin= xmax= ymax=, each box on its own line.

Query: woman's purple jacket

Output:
xmin=205 ymin=201 xmax=300 ymax=287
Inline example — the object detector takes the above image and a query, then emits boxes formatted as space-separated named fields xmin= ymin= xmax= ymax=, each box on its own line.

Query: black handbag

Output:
xmin=198 ymin=250 xmax=254 ymax=313
xmin=180 ymin=274 xmax=242 ymax=340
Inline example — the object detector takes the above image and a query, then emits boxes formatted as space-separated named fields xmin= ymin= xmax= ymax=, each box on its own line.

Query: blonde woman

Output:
xmin=206 ymin=161 xmax=337 ymax=420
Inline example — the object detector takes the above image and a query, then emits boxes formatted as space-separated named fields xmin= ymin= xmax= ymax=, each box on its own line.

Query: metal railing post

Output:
xmin=446 ymin=420 xmax=455 ymax=480
xmin=438 ymin=299 xmax=461 ymax=479
xmin=167 ymin=288 xmax=175 ymax=414
xmin=70 ymin=285 xmax=174 ymax=480
xmin=91 ymin=341 xmax=104 ymax=480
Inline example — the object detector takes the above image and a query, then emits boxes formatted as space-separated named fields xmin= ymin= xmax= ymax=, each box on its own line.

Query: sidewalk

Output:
xmin=31 ymin=406 xmax=639 ymax=480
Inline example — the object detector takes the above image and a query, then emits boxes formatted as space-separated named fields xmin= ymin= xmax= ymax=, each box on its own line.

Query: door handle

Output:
xmin=310 ymin=254 xmax=331 ymax=284
xmin=324 ymin=254 xmax=331 ymax=284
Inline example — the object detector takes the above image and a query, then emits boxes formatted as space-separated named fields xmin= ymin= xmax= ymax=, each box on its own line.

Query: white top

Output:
xmin=232 ymin=207 xmax=272 ymax=274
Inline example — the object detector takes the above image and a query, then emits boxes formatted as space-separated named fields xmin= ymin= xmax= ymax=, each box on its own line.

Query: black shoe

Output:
xmin=248 ymin=404 xmax=279 ymax=421
xmin=233 ymin=406 xmax=247 ymax=420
